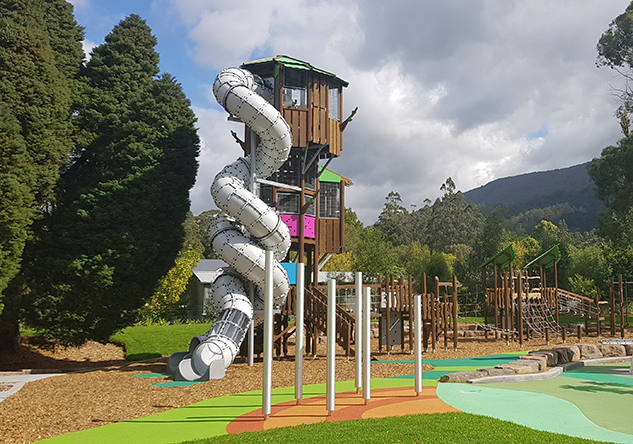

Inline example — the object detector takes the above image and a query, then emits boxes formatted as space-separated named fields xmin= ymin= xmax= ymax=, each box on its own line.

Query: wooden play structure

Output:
xmin=243 ymin=272 xmax=462 ymax=359
xmin=481 ymin=244 xmax=630 ymax=346
xmin=240 ymin=56 xmax=352 ymax=283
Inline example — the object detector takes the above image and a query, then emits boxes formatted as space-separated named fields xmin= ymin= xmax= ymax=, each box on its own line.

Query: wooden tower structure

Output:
xmin=241 ymin=55 xmax=352 ymax=284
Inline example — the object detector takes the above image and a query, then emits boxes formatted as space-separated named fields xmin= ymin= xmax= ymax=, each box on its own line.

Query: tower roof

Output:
xmin=242 ymin=55 xmax=349 ymax=87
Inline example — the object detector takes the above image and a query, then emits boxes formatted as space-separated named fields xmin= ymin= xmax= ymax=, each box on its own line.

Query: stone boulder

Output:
xmin=496 ymin=360 xmax=541 ymax=374
xmin=555 ymin=345 xmax=580 ymax=362
xmin=528 ymin=350 xmax=557 ymax=367
xmin=597 ymin=344 xmax=626 ymax=357
xmin=517 ymin=355 xmax=547 ymax=371
xmin=625 ymin=344 xmax=633 ymax=356
xmin=552 ymin=347 xmax=575 ymax=364
xmin=577 ymin=344 xmax=603 ymax=359
xmin=476 ymin=368 xmax=516 ymax=377
xmin=439 ymin=371 xmax=488 ymax=383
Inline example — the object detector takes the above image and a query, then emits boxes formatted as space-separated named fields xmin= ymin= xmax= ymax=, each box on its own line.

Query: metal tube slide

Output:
xmin=170 ymin=68 xmax=292 ymax=381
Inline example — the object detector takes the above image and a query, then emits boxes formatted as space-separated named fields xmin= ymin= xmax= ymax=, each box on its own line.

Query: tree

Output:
xmin=426 ymin=178 xmax=484 ymax=252
xmin=597 ymin=1 xmax=633 ymax=121
xmin=352 ymin=227 xmax=404 ymax=279
xmin=588 ymin=136 xmax=633 ymax=280
xmin=138 ymin=247 xmax=203 ymax=323
xmin=343 ymin=207 xmax=364 ymax=253
xmin=0 ymin=0 xmax=84 ymax=350
xmin=21 ymin=15 xmax=199 ymax=344
xmin=374 ymin=191 xmax=414 ymax=246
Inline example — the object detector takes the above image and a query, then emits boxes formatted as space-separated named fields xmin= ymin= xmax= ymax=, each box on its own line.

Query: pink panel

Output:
xmin=280 ymin=214 xmax=299 ymax=237
xmin=304 ymin=216 xmax=316 ymax=238
xmin=279 ymin=214 xmax=316 ymax=239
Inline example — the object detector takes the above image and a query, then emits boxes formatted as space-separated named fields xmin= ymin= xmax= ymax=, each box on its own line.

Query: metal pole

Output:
xmin=327 ymin=278 xmax=336 ymax=415
xmin=414 ymin=294 xmax=422 ymax=396
xmin=295 ymin=263 xmax=305 ymax=404
xmin=248 ymin=284 xmax=254 ymax=367
xmin=248 ymin=129 xmax=257 ymax=367
xmin=362 ymin=286 xmax=371 ymax=405
xmin=355 ymin=272 xmax=363 ymax=393
xmin=262 ymin=250 xmax=274 ymax=420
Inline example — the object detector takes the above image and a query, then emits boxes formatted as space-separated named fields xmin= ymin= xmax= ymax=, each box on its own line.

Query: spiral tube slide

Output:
xmin=169 ymin=68 xmax=292 ymax=381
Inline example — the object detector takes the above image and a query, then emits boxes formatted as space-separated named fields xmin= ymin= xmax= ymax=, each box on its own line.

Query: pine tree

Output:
xmin=0 ymin=0 xmax=84 ymax=350
xmin=23 ymin=15 xmax=199 ymax=344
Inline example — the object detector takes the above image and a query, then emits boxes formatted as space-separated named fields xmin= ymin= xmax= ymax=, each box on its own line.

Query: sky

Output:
xmin=69 ymin=0 xmax=630 ymax=225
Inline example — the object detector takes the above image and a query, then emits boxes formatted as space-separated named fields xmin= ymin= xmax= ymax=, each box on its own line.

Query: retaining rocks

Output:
xmin=439 ymin=343 xmax=632 ymax=383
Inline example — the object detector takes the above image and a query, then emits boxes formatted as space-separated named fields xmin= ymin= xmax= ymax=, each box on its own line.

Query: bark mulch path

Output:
xmin=0 ymin=333 xmax=625 ymax=444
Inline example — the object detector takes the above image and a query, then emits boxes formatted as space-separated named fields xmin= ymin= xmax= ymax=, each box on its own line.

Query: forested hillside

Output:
xmin=464 ymin=163 xmax=605 ymax=233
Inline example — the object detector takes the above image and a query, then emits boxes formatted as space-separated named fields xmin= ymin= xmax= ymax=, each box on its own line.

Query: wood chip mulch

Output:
xmin=0 ymin=332 xmax=629 ymax=444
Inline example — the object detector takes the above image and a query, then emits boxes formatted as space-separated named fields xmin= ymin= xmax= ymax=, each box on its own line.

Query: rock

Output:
xmin=439 ymin=370 xmax=488 ymax=383
xmin=554 ymin=345 xmax=580 ymax=361
xmin=476 ymin=368 xmax=516 ymax=377
xmin=528 ymin=350 xmax=557 ymax=367
xmin=577 ymin=344 xmax=603 ymax=359
xmin=496 ymin=360 xmax=540 ymax=374
xmin=597 ymin=344 xmax=626 ymax=357
xmin=552 ymin=347 xmax=575 ymax=364
xmin=517 ymin=355 xmax=547 ymax=371
xmin=625 ymin=344 xmax=633 ymax=356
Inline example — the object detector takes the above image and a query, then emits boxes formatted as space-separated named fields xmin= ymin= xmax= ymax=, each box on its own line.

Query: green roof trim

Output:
xmin=318 ymin=167 xmax=341 ymax=183
xmin=481 ymin=244 xmax=516 ymax=268
xmin=242 ymin=55 xmax=349 ymax=87
xmin=524 ymin=245 xmax=561 ymax=269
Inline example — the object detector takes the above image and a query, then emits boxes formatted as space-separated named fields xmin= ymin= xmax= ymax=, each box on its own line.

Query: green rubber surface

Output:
xmin=437 ymin=382 xmax=633 ymax=443
xmin=38 ymin=378 xmax=415 ymax=444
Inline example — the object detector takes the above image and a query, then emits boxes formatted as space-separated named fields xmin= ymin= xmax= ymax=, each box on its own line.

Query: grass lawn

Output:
xmin=180 ymin=412 xmax=608 ymax=444
xmin=109 ymin=323 xmax=212 ymax=360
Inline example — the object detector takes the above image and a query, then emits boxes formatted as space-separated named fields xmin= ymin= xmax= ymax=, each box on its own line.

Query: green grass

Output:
xmin=179 ymin=412 xmax=608 ymax=444
xmin=458 ymin=316 xmax=484 ymax=323
xmin=109 ymin=323 xmax=212 ymax=360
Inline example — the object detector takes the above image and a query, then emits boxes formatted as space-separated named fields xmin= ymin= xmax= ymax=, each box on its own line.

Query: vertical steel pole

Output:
xmin=355 ymin=272 xmax=363 ymax=393
xmin=295 ymin=263 xmax=305 ymax=404
xmin=327 ymin=279 xmax=336 ymax=415
xmin=362 ymin=286 xmax=371 ymax=404
xmin=248 ymin=130 xmax=257 ymax=367
xmin=262 ymin=250 xmax=274 ymax=420
xmin=414 ymin=294 xmax=422 ymax=396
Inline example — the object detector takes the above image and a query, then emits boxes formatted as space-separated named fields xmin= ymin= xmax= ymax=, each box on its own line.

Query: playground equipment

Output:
xmin=170 ymin=67 xmax=293 ymax=381
xmin=481 ymin=245 xmax=629 ymax=346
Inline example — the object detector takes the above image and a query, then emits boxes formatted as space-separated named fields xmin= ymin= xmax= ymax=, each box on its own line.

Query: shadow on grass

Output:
xmin=127 ymin=352 xmax=162 ymax=361
xmin=560 ymin=380 xmax=633 ymax=395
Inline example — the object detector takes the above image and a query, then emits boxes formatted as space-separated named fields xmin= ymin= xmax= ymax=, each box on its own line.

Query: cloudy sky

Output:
xmin=71 ymin=0 xmax=629 ymax=225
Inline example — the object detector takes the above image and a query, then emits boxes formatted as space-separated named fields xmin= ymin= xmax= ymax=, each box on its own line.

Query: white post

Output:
xmin=414 ymin=294 xmax=423 ymax=396
xmin=248 ymin=129 xmax=257 ymax=367
xmin=295 ymin=263 xmax=305 ymax=404
xmin=326 ymin=278 xmax=336 ymax=415
xmin=355 ymin=272 xmax=362 ymax=393
xmin=362 ymin=286 xmax=371 ymax=404
xmin=248 ymin=284 xmax=254 ymax=367
xmin=262 ymin=250 xmax=274 ymax=420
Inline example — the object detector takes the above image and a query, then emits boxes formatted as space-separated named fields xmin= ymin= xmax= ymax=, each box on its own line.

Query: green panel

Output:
xmin=524 ymin=244 xmax=561 ymax=269
xmin=318 ymin=167 xmax=341 ymax=183
xmin=481 ymin=244 xmax=517 ymax=268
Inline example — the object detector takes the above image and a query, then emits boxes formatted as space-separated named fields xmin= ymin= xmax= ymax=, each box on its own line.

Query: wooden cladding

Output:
xmin=281 ymin=71 xmax=342 ymax=156
xmin=282 ymin=108 xmax=308 ymax=147
xmin=317 ymin=218 xmax=343 ymax=254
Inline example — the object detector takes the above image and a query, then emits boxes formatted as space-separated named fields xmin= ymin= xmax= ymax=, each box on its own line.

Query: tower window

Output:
xmin=283 ymin=69 xmax=307 ymax=107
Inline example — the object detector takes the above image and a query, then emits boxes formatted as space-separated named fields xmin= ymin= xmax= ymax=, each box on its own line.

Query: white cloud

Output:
xmin=174 ymin=0 xmax=629 ymax=224
xmin=81 ymin=39 xmax=97 ymax=61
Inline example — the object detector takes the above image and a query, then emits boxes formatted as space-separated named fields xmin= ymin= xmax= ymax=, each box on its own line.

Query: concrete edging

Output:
xmin=468 ymin=356 xmax=632 ymax=384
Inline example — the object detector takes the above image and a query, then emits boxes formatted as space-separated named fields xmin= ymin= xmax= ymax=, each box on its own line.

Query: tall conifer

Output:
xmin=0 ymin=0 xmax=84 ymax=350
xmin=23 ymin=15 xmax=199 ymax=344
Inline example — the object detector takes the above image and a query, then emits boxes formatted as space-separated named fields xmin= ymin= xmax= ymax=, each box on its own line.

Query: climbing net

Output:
xmin=522 ymin=295 xmax=561 ymax=335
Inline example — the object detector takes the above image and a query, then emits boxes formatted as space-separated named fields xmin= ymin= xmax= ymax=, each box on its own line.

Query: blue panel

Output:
xmin=280 ymin=262 xmax=297 ymax=285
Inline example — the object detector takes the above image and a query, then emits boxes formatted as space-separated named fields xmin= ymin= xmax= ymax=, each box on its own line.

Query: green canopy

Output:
xmin=524 ymin=245 xmax=561 ymax=269
xmin=481 ymin=244 xmax=517 ymax=268
xmin=242 ymin=55 xmax=349 ymax=87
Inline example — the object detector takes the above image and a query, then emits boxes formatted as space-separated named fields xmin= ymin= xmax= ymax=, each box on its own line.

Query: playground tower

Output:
xmin=240 ymin=56 xmax=351 ymax=284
